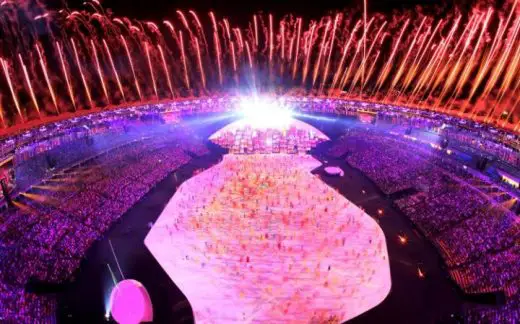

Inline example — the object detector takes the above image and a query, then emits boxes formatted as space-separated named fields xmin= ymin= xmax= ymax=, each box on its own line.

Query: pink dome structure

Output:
xmin=109 ymin=279 xmax=153 ymax=324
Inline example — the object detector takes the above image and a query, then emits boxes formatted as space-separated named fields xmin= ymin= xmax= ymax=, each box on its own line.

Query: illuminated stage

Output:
xmin=209 ymin=117 xmax=329 ymax=137
xmin=145 ymin=154 xmax=391 ymax=323
xmin=209 ymin=116 xmax=330 ymax=154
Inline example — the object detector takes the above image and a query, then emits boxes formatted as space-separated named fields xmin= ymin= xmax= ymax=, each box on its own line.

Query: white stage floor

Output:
xmin=145 ymin=154 xmax=391 ymax=323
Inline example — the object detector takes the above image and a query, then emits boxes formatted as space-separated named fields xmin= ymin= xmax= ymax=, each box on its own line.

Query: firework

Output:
xmin=36 ymin=44 xmax=59 ymax=114
xmin=0 ymin=0 xmax=516 ymax=131
xmin=18 ymin=54 xmax=41 ymax=118
xmin=1 ymin=58 xmax=23 ymax=122
xmin=103 ymin=39 xmax=126 ymax=102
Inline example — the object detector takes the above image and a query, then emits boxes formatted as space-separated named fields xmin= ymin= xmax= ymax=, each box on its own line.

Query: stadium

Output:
xmin=0 ymin=0 xmax=519 ymax=323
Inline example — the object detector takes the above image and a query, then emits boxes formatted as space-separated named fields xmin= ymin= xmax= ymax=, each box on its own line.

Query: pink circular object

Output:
xmin=324 ymin=166 xmax=344 ymax=176
xmin=110 ymin=279 xmax=153 ymax=324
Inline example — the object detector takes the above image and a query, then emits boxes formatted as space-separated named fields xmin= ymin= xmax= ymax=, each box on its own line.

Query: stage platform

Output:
xmin=145 ymin=154 xmax=391 ymax=323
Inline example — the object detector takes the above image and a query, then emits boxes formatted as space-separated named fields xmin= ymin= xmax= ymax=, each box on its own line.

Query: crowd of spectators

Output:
xmin=0 ymin=97 xmax=519 ymax=321
xmin=328 ymin=127 xmax=520 ymax=321
xmin=465 ymin=295 xmax=520 ymax=323
xmin=0 ymin=126 xmax=207 ymax=321
xmin=442 ymin=128 xmax=520 ymax=168
xmin=14 ymin=132 xmax=136 ymax=192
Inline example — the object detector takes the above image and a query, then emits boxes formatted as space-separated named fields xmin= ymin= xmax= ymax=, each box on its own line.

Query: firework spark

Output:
xmin=0 ymin=1 xmax=515 ymax=131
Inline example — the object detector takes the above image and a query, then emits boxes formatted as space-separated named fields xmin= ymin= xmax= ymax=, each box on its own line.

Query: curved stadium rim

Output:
xmin=0 ymin=95 xmax=518 ymax=150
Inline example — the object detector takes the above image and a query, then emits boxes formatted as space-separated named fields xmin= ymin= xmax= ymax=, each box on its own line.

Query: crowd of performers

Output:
xmin=148 ymin=154 xmax=390 ymax=323
xmin=211 ymin=124 xmax=327 ymax=154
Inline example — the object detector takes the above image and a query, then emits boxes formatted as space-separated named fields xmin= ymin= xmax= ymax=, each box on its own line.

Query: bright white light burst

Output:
xmin=237 ymin=96 xmax=293 ymax=129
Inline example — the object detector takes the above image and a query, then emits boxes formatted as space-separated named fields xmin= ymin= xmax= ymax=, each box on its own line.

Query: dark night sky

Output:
xmin=60 ymin=0 xmax=483 ymax=22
